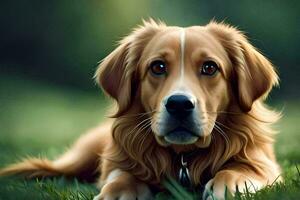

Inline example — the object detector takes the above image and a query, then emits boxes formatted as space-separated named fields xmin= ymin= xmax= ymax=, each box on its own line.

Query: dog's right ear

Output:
xmin=94 ymin=19 xmax=165 ymax=117
xmin=207 ymin=21 xmax=279 ymax=112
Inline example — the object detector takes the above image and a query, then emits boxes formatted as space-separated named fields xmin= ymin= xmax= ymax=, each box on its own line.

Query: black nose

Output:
xmin=165 ymin=95 xmax=195 ymax=118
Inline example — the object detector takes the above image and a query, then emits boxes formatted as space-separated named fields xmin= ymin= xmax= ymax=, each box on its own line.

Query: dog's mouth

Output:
xmin=164 ymin=127 xmax=199 ymax=145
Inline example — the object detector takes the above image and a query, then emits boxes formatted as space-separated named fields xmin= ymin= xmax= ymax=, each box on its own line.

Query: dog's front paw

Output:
xmin=202 ymin=170 xmax=263 ymax=200
xmin=94 ymin=181 xmax=153 ymax=200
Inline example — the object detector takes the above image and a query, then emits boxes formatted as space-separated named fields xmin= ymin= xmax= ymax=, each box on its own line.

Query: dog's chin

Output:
xmin=164 ymin=127 xmax=199 ymax=145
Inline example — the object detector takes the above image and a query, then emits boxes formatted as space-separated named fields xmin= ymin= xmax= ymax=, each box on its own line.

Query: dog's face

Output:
xmin=139 ymin=27 xmax=230 ymax=147
xmin=96 ymin=20 xmax=278 ymax=149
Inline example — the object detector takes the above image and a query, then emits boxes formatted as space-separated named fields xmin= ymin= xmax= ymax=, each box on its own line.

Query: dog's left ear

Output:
xmin=94 ymin=19 xmax=165 ymax=117
xmin=207 ymin=22 xmax=279 ymax=112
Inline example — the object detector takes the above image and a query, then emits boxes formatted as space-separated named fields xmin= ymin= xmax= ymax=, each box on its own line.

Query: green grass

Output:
xmin=0 ymin=75 xmax=299 ymax=199
xmin=0 ymin=177 xmax=97 ymax=200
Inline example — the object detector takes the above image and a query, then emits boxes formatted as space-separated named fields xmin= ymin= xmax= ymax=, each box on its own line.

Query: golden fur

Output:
xmin=0 ymin=19 xmax=281 ymax=200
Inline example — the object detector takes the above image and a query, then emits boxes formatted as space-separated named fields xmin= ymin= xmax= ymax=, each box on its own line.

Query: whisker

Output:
xmin=202 ymin=121 xmax=216 ymax=143
xmin=136 ymin=120 xmax=152 ymax=135
xmin=206 ymin=115 xmax=236 ymax=133
xmin=203 ymin=110 xmax=270 ymax=123
xmin=201 ymin=123 xmax=216 ymax=144
xmin=203 ymin=110 xmax=241 ymax=115
xmin=127 ymin=117 xmax=153 ymax=136
xmin=206 ymin=118 xmax=230 ymax=145
xmin=214 ymin=120 xmax=235 ymax=133
xmin=118 ymin=110 xmax=157 ymax=119
xmin=139 ymin=122 xmax=153 ymax=145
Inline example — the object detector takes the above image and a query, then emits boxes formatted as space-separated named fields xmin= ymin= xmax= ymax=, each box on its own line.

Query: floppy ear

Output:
xmin=94 ymin=19 xmax=165 ymax=116
xmin=207 ymin=22 xmax=279 ymax=112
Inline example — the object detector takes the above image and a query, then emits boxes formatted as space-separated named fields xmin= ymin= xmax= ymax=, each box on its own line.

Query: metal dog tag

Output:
xmin=178 ymin=154 xmax=192 ymax=188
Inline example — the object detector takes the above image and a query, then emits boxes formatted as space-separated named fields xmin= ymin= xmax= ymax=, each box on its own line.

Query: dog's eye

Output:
xmin=150 ymin=60 xmax=167 ymax=76
xmin=201 ymin=61 xmax=219 ymax=76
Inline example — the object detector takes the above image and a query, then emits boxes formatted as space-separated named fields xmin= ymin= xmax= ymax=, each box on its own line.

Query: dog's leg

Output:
xmin=203 ymin=168 xmax=265 ymax=200
xmin=203 ymin=147 xmax=281 ymax=200
xmin=93 ymin=167 xmax=153 ymax=200
xmin=0 ymin=122 xmax=112 ymax=181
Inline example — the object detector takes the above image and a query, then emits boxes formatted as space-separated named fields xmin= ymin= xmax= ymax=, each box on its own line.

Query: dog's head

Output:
xmin=95 ymin=20 xmax=278 ymax=150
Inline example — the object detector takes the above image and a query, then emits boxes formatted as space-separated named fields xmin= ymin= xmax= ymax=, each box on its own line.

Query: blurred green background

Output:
xmin=0 ymin=0 xmax=299 ymax=199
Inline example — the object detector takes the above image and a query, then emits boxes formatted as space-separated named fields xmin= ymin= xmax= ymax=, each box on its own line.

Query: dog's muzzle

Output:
xmin=163 ymin=94 xmax=199 ymax=144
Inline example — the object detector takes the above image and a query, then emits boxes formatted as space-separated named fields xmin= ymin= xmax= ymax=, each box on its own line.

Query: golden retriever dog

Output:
xmin=0 ymin=19 xmax=282 ymax=200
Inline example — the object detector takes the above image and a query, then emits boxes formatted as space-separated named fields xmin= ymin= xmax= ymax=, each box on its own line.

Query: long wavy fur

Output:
xmin=97 ymin=20 xmax=281 ymax=186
